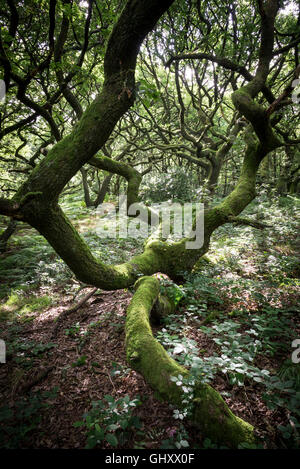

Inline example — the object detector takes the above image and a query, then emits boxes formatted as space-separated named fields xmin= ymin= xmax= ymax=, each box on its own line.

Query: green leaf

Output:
xmin=106 ymin=433 xmax=118 ymax=447
xmin=180 ymin=440 xmax=189 ymax=448
xmin=73 ymin=421 xmax=84 ymax=427
xmin=107 ymin=423 xmax=119 ymax=431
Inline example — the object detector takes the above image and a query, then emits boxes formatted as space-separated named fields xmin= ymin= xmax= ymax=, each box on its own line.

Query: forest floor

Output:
xmin=0 ymin=193 xmax=299 ymax=449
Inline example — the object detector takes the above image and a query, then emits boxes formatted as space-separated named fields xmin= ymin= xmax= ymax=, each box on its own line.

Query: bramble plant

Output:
xmin=74 ymin=395 xmax=142 ymax=449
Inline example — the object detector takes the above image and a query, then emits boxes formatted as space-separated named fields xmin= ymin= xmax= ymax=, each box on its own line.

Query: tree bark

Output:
xmin=0 ymin=219 xmax=17 ymax=253
xmin=126 ymin=277 xmax=255 ymax=448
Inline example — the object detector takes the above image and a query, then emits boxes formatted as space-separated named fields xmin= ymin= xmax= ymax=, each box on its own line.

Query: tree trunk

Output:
xmin=0 ymin=219 xmax=17 ymax=253
xmin=126 ymin=277 xmax=255 ymax=448
xmin=81 ymin=167 xmax=113 ymax=208
xmin=207 ymin=159 xmax=222 ymax=195
xmin=80 ymin=168 xmax=93 ymax=207
xmin=94 ymin=174 xmax=113 ymax=207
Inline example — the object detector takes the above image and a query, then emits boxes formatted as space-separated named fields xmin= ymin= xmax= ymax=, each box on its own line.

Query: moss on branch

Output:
xmin=125 ymin=276 xmax=256 ymax=448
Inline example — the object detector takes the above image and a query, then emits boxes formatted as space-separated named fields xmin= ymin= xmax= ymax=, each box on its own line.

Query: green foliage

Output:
xmin=74 ymin=395 xmax=142 ymax=449
xmin=159 ymin=279 xmax=185 ymax=307
xmin=157 ymin=328 xmax=199 ymax=368
xmin=137 ymin=79 xmax=160 ymax=108
xmin=153 ymin=196 xmax=299 ymax=447
xmin=160 ymin=424 xmax=190 ymax=449
xmin=6 ymin=339 xmax=56 ymax=368
xmin=110 ymin=361 xmax=131 ymax=378
xmin=0 ymin=232 xmax=73 ymax=299
xmin=278 ymin=360 xmax=300 ymax=388
xmin=262 ymin=373 xmax=300 ymax=448
xmin=65 ymin=322 xmax=81 ymax=337
xmin=0 ymin=0 xmax=299 ymax=450
xmin=82 ymin=230 xmax=143 ymax=264
xmin=0 ymin=388 xmax=58 ymax=448
xmin=197 ymin=318 xmax=272 ymax=386
xmin=0 ymin=290 xmax=53 ymax=321
xmin=71 ymin=355 xmax=88 ymax=367
xmin=141 ymin=169 xmax=194 ymax=203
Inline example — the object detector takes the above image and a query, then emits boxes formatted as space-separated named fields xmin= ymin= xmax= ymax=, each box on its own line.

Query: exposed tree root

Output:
xmin=125 ymin=276 xmax=256 ymax=448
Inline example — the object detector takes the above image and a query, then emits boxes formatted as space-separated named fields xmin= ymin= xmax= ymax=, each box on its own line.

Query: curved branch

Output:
xmin=166 ymin=53 xmax=253 ymax=82
xmin=90 ymin=154 xmax=142 ymax=208
xmin=13 ymin=0 xmax=175 ymax=206
xmin=125 ymin=276 xmax=255 ymax=447
xmin=0 ymin=198 xmax=19 ymax=217
xmin=166 ymin=53 xmax=276 ymax=104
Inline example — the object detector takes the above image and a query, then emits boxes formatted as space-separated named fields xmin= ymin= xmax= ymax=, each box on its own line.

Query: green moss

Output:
xmin=125 ymin=277 xmax=188 ymax=404
xmin=0 ymin=291 xmax=53 ymax=321
xmin=125 ymin=276 xmax=256 ymax=447
xmin=192 ymin=384 xmax=255 ymax=447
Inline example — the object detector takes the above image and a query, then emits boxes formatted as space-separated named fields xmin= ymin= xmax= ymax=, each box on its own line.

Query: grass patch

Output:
xmin=0 ymin=291 xmax=53 ymax=321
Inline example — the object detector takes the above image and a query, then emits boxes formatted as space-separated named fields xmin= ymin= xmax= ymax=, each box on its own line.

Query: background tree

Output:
xmin=0 ymin=0 xmax=299 ymax=447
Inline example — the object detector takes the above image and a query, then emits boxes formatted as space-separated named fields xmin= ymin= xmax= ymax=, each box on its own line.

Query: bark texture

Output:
xmin=125 ymin=277 xmax=255 ymax=448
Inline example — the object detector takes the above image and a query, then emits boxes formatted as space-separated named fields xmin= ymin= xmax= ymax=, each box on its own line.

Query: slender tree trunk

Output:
xmin=0 ymin=219 xmax=17 ymax=253
xmin=223 ymin=159 xmax=228 ymax=197
xmin=81 ymin=168 xmax=113 ymax=207
xmin=207 ymin=160 xmax=222 ymax=195
xmin=80 ymin=168 xmax=93 ymax=207
xmin=94 ymin=174 xmax=113 ymax=207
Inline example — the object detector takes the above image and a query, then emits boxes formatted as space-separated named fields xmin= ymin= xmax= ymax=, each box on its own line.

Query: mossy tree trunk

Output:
xmin=126 ymin=276 xmax=255 ymax=447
